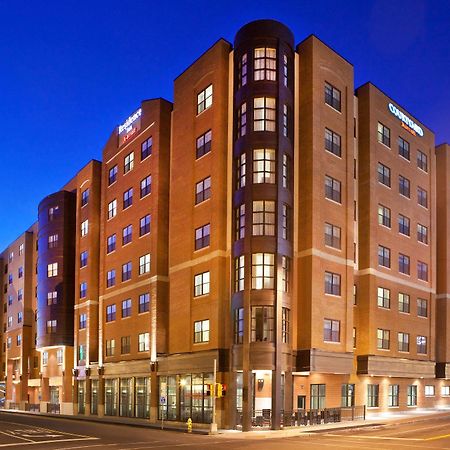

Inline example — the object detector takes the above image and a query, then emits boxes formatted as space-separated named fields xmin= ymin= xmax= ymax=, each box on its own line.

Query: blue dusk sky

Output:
xmin=0 ymin=0 xmax=449 ymax=251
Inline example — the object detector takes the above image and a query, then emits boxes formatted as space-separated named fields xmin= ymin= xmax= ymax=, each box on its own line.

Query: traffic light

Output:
xmin=216 ymin=383 xmax=227 ymax=398
xmin=205 ymin=383 xmax=214 ymax=397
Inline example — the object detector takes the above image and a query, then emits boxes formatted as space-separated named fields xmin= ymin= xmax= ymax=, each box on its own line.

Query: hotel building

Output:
xmin=1 ymin=19 xmax=449 ymax=430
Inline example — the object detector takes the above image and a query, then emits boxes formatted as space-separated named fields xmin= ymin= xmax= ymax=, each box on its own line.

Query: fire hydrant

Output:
xmin=187 ymin=417 xmax=193 ymax=433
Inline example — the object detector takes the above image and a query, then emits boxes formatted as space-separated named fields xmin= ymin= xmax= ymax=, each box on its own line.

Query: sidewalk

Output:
xmin=1 ymin=406 xmax=450 ymax=439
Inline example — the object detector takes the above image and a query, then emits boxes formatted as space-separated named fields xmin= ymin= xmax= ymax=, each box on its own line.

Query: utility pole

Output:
xmin=210 ymin=358 xmax=218 ymax=434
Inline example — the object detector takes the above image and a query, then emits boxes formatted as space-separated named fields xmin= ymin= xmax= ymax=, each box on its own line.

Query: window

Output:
xmin=417 ymin=224 xmax=428 ymax=244
xmin=123 ymin=188 xmax=133 ymax=209
xmin=325 ymin=271 xmax=341 ymax=296
xmin=398 ymin=137 xmax=410 ymax=160
xmin=17 ymin=289 xmax=23 ymax=301
xmin=283 ymin=54 xmax=288 ymax=87
xmin=81 ymin=220 xmax=89 ymax=237
xmin=254 ymin=47 xmax=276 ymax=81
xmin=140 ymin=175 xmax=152 ymax=198
xmin=324 ymin=222 xmax=341 ymax=249
xmin=47 ymin=262 xmax=58 ymax=277
xmin=124 ymin=152 xmax=134 ymax=173
xmin=417 ymin=187 xmax=428 ymax=208
xmin=252 ymin=200 xmax=275 ymax=235
xmin=139 ymin=215 xmax=151 ymax=237
xmin=442 ymin=386 xmax=450 ymax=396
xmin=253 ymin=148 xmax=275 ymax=183
xmin=141 ymin=136 xmax=152 ymax=160
xmin=8 ymin=294 xmax=13 ymax=305
xmin=282 ymin=154 xmax=290 ymax=188
xmin=138 ymin=333 xmax=150 ymax=352
xmin=325 ymin=175 xmax=341 ymax=203
xmin=8 ymin=273 xmax=13 ymax=284
xmin=121 ymin=336 xmax=131 ymax=354
xmin=377 ymin=122 xmax=390 ymax=147
xmin=367 ymin=384 xmax=379 ymax=407
xmin=251 ymin=306 xmax=274 ymax=342
xmin=234 ymin=308 xmax=244 ymax=344
xmin=197 ymin=84 xmax=213 ymax=114
xmin=6 ymin=337 xmax=12 ymax=349
xmin=237 ymin=153 xmax=246 ymax=189
xmin=323 ymin=318 xmax=340 ymax=342
xmin=106 ymin=304 xmax=116 ymax=322
xmin=418 ymin=261 xmax=428 ymax=281
xmin=139 ymin=293 xmax=150 ymax=313
xmin=388 ymin=385 xmax=399 ymax=407
xmin=107 ymin=234 xmax=116 ymax=253
xmin=16 ymin=334 xmax=22 ymax=346
xmin=48 ymin=206 xmax=59 ymax=221
xmin=324 ymin=82 xmax=341 ymax=111
xmin=193 ymin=271 xmax=210 ymax=297
xmin=237 ymin=102 xmax=247 ymax=138
xmin=377 ymin=328 xmax=390 ymax=350
xmin=196 ymin=130 xmax=212 ymax=158
xmin=251 ymin=253 xmax=274 ymax=289
xmin=282 ymin=104 xmax=290 ymax=138
xmin=399 ymin=254 xmax=410 ymax=275
xmin=377 ymin=205 xmax=391 ymax=228
xmin=378 ymin=245 xmax=390 ymax=268
xmin=311 ymin=384 xmax=326 ymax=409
xmin=398 ymin=214 xmax=410 ymax=236
xmin=19 ymin=243 xmax=24 ymax=255
xmin=106 ymin=269 xmax=116 ymax=288
xmin=108 ymin=199 xmax=117 ymax=219
xmin=378 ymin=163 xmax=391 ymax=187
xmin=46 ymin=319 xmax=57 ymax=334
xmin=80 ymin=282 xmax=87 ymax=298
xmin=122 ymin=299 xmax=132 ymax=318
xmin=47 ymin=291 xmax=57 ymax=305
xmin=253 ymin=97 xmax=276 ymax=132
xmin=139 ymin=254 xmax=151 ymax=275
xmin=377 ymin=287 xmax=390 ymax=309
xmin=417 ymin=150 xmax=428 ymax=172
xmin=195 ymin=177 xmax=211 ymax=204
xmin=417 ymin=335 xmax=427 ymax=354
xmin=238 ymin=53 xmax=247 ymax=88
xmin=105 ymin=339 xmax=115 ymax=356
xmin=282 ymin=307 xmax=290 ymax=344
xmin=417 ymin=298 xmax=428 ymax=317
xmin=7 ymin=316 xmax=12 ymax=328
xmin=399 ymin=293 xmax=410 ymax=313
xmin=425 ymin=385 xmax=435 ymax=397
xmin=235 ymin=204 xmax=245 ymax=240
xmin=122 ymin=224 xmax=132 ymax=245
xmin=48 ymin=234 xmax=58 ymax=248
xmin=195 ymin=224 xmax=210 ymax=250
xmin=122 ymin=262 xmax=132 ymax=281
xmin=108 ymin=165 xmax=118 ymax=185
xmin=42 ymin=351 xmax=48 ymax=365
xmin=79 ymin=313 xmax=87 ymax=329
xmin=57 ymin=349 xmax=64 ymax=365
xmin=353 ymin=327 xmax=357 ymax=348
xmin=398 ymin=332 xmax=410 ymax=352
xmin=399 ymin=175 xmax=410 ymax=198
xmin=325 ymin=128 xmax=341 ymax=157
xmin=407 ymin=385 xmax=417 ymax=406
xmin=281 ymin=256 xmax=290 ymax=292
xmin=17 ymin=312 xmax=23 ymax=323
xmin=235 ymin=255 xmax=245 ymax=292
xmin=194 ymin=319 xmax=210 ymax=343
xmin=282 ymin=204 xmax=291 ymax=240
xmin=80 ymin=251 xmax=88 ymax=268
xmin=18 ymin=266 xmax=23 ymax=278
xmin=81 ymin=188 xmax=89 ymax=207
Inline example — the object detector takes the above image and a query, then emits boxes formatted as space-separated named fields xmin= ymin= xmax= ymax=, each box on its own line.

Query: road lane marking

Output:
xmin=326 ymin=434 xmax=423 ymax=441
xmin=0 ymin=437 xmax=99 ymax=448
xmin=0 ymin=431 xmax=34 ymax=442
xmin=425 ymin=433 xmax=450 ymax=441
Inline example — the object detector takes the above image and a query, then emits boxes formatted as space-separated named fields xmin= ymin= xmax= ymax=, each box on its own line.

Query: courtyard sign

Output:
xmin=388 ymin=103 xmax=424 ymax=137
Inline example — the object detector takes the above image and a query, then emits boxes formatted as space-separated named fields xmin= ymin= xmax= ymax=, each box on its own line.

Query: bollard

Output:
xmin=187 ymin=417 xmax=193 ymax=433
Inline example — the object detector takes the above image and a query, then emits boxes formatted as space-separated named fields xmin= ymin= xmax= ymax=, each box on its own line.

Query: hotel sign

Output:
xmin=118 ymin=108 xmax=142 ymax=146
xmin=388 ymin=103 xmax=424 ymax=137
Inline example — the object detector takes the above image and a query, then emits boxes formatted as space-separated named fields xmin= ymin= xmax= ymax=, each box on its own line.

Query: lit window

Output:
xmin=425 ymin=385 xmax=435 ymax=397
xmin=124 ymin=152 xmax=134 ymax=173
xmin=254 ymin=47 xmax=276 ymax=81
xmin=407 ymin=385 xmax=417 ymax=406
xmin=194 ymin=319 xmax=210 ymax=343
xmin=252 ymin=200 xmax=275 ymax=235
xmin=46 ymin=319 xmax=57 ymax=334
xmin=377 ymin=287 xmax=390 ymax=308
xmin=417 ymin=224 xmax=428 ymax=244
xmin=47 ymin=291 xmax=57 ymax=305
xmin=47 ymin=263 xmax=58 ymax=277
xmin=398 ymin=292 xmax=410 ymax=313
xmin=388 ymin=384 xmax=399 ymax=407
xmin=108 ymin=199 xmax=117 ymax=219
xmin=197 ymin=84 xmax=213 ymax=114
xmin=121 ymin=336 xmax=131 ymax=354
xmin=57 ymin=349 xmax=64 ymax=365
xmin=19 ymin=243 xmax=24 ymax=255
xmin=417 ymin=335 xmax=427 ymax=354
xmin=378 ymin=205 xmax=391 ymax=228
xmin=194 ymin=271 xmax=210 ymax=296
xmin=138 ymin=333 xmax=150 ymax=352
xmin=81 ymin=220 xmax=89 ymax=237
xmin=377 ymin=328 xmax=390 ymax=349
xmin=253 ymin=97 xmax=276 ymax=131
xmin=42 ymin=351 xmax=48 ymax=365
xmin=441 ymin=386 xmax=450 ymax=396
xmin=237 ymin=102 xmax=247 ymax=138
xmin=281 ymin=256 xmax=290 ymax=293
xmin=282 ymin=204 xmax=291 ymax=240
xmin=105 ymin=339 xmax=115 ymax=356
xmin=234 ymin=255 xmax=245 ymax=292
xmin=398 ymin=332 xmax=410 ymax=352
xmin=253 ymin=148 xmax=275 ymax=183
xmin=377 ymin=122 xmax=390 ymax=147
xmin=139 ymin=254 xmax=150 ymax=275
xmin=417 ymin=298 xmax=428 ymax=317
xmin=238 ymin=53 xmax=247 ymax=88
xmin=324 ymin=82 xmax=341 ymax=111
xmin=236 ymin=153 xmax=246 ymax=189
xmin=251 ymin=253 xmax=274 ymax=289
xmin=48 ymin=206 xmax=59 ymax=222
xmin=283 ymin=54 xmax=289 ymax=87
xmin=234 ymin=308 xmax=244 ymax=344
xmin=282 ymin=104 xmax=290 ymax=138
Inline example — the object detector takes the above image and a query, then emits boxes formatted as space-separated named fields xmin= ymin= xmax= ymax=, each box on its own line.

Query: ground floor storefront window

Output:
xmin=104 ymin=377 xmax=150 ymax=417
xmin=91 ymin=379 xmax=98 ymax=415
xmin=77 ymin=380 xmax=85 ymax=414
xmin=159 ymin=373 xmax=213 ymax=423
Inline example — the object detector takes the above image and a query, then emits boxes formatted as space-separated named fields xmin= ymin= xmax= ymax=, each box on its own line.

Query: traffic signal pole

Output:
xmin=210 ymin=358 xmax=218 ymax=434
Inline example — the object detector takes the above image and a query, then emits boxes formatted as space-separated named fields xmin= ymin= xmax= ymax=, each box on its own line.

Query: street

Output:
xmin=1 ymin=411 xmax=450 ymax=449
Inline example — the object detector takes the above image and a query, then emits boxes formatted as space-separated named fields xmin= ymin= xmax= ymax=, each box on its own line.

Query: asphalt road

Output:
xmin=1 ymin=411 xmax=450 ymax=449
